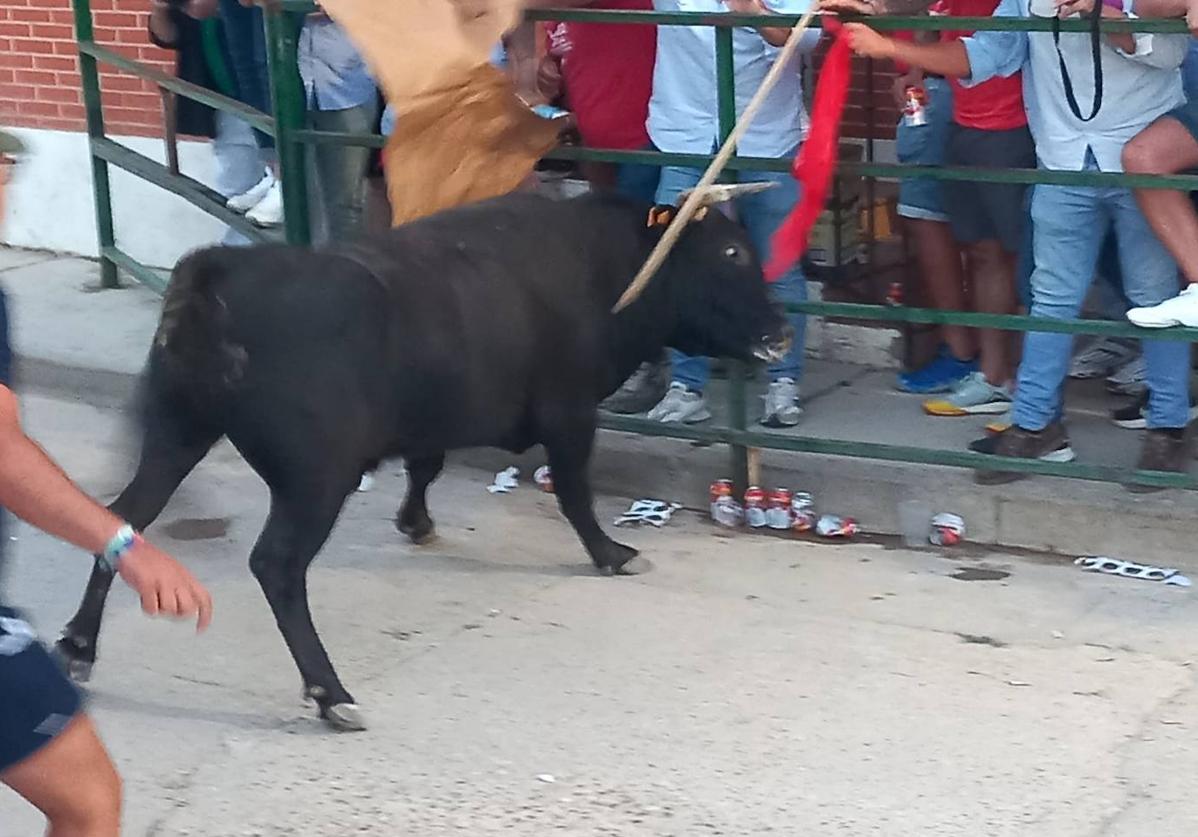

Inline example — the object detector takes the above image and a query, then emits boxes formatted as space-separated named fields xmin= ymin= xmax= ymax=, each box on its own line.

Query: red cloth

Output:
xmin=941 ymin=0 xmax=1027 ymax=130
xmin=547 ymin=0 xmax=655 ymax=150
xmin=765 ymin=19 xmax=850 ymax=282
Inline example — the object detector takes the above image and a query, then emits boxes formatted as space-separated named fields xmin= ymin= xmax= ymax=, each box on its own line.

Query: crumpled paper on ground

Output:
xmin=614 ymin=500 xmax=683 ymax=528
xmin=318 ymin=0 xmax=560 ymax=226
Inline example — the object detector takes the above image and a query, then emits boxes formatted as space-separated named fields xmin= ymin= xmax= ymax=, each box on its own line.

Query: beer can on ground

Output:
xmin=791 ymin=491 xmax=817 ymax=532
xmin=713 ymin=497 xmax=744 ymax=528
xmin=766 ymin=488 xmax=793 ymax=530
xmin=710 ymin=479 xmax=734 ymax=519
xmin=744 ymin=486 xmax=767 ymax=528
xmin=929 ymin=512 xmax=966 ymax=546
xmin=903 ymin=85 xmax=928 ymax=127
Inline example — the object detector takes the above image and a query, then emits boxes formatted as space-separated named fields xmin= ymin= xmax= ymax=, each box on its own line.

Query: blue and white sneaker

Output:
xmin=897 ymin=346 xmax=978 ymax=394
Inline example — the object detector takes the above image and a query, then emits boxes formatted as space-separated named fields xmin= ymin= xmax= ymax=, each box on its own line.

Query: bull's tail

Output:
xmin=152 ymin=248 xmax=248 ymax=399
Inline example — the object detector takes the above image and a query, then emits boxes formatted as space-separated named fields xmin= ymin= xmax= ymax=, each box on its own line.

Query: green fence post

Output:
xmin=71 ymin=0 xmax=118 ymax=288
xmin=715 ymin=26 xmax=751 ymax=491
xmin=265 ymin=9 xmax=311 ymax=246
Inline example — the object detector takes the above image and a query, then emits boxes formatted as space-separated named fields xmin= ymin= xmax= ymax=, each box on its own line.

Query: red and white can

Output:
xmin=903 ymin=85 xmax=929 ymax=127
xmin=766 ymin=488 xmax=792 ymax=530
xmin=709 ymin=479 xmax=734 ymax=519
xmin=744 ymin=486 xmax=767 ymax=528
xmin=791 ymin=491 xmax=817 ymax=532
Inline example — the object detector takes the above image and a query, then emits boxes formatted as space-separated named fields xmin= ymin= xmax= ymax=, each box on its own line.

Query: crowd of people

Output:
xmin=154 ymin=0 xmax=1198 ymax=485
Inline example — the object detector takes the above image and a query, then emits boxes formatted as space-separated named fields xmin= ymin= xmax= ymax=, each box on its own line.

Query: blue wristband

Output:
xmin=100 ymin=524 xmax=138 ymax=573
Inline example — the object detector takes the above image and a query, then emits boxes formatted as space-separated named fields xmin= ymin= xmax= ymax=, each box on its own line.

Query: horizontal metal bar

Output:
xmin=101 ymin=245 xmax=168 ymax=294
xmin=78 ymin=42 xmax=276 ymax=136
xmin=90 ymin=137 xmax=277 ymax=246
xmin=521 ymin=8 xmax=1187 ymax=33
xmin=791 ymin=301 xmax=1198 ymax=341
xmin=598 ymin=415 xmax=1197 ymax=490
xmin=292 ymin=128 xmax=386 ymax=149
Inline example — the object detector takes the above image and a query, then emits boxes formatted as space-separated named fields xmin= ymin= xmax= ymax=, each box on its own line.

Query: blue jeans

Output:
xmin=1014 ymin=152 xmax=1189 ymax=430
xmin=219 ymin=0 xmax=273 ymax=149
xmin=655 ymin=158 xmax=807 ymax=391
xmin=615 ymin=162 xmax=662 ymax=205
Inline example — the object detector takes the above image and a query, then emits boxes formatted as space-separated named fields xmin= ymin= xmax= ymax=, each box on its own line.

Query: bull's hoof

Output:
xmin=322 ymin=702 xmax=368 ymax=732
xmin=599 ymin=555 xmax=654 ymax=576
xmin=396 ymin=514 xmax=436 ymax=545
xmin=53 ymin=639 xmax=94 ymax=683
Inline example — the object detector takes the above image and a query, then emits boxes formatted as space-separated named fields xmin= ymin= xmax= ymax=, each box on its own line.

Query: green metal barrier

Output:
xmin=68 ymin=1 xmax=1198 ymax=489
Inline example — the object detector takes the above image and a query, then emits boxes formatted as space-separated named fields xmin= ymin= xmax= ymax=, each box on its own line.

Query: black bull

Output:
xmin=54 ymin=191 xmax=790 ymax=731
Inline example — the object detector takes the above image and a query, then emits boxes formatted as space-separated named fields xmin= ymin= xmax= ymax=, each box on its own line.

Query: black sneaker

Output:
xmin=1111 ymin=392 xmax=1198 ymax=430
xmin=602 ymin=354 xmax=670 ymax=414
xmin=1126 ymin=428 xmax=1190 ymax=494
xmin=973 ymin=422 xmax=1076 ymax=485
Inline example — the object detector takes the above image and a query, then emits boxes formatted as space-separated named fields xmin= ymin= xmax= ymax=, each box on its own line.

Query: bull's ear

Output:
xmin=677 ymin=182 xmax=778 ymax=207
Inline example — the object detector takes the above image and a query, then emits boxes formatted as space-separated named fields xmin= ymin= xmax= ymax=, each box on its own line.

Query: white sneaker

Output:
xmin=227 ymin=168 xmax=275 ymax=213
xmin=357 ymin=472 xmax=375 ymax=493
xmin=1127 ymin=285 xmax=1198 ymax=329
xmin=761 ymin=377 xmax=802 ymax=427
xmin=246 ymin=180 xmax=284 ymax=227
xmin=646 ymin=383 xmax=711 ymax=424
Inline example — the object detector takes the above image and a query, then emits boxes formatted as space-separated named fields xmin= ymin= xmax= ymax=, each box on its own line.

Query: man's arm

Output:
xmin=148 ymin=0 xmax=181 ymax=48
xmin=0 ymin=385 xmax=212 ymax=628
xmin=841 ymin=23 xmax=974 ymax=75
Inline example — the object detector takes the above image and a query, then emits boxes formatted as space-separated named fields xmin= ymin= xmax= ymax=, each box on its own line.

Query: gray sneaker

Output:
xmin=761 ymin=377 xmax=802 ymax=428
xmin=647 ymin=383 xmax=712 ymax=424
xmin=601 ymin=356 xmax=670 ymax=414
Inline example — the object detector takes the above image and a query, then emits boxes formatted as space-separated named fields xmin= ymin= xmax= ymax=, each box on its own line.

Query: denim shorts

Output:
xmin=1165 ymin=97 xmax=1198 ymax=144
xmin=895 ymin=77 xmax=953 ymax=222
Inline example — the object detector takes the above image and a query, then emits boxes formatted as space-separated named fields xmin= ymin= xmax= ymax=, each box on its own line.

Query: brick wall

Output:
xmin=0 ymin=0 xmax=170 ymax=135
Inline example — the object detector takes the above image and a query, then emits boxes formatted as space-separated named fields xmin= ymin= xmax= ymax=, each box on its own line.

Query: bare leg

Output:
xmin=396 ymin=453 xmax=445 ymax=544
xmin=1 ymin=714 xmax=121 ymax=837
xmin=1123 ymin=118 xmax=1198 ymax=286
xmin=907 ymin=217 xmax=974 ymax=360
xmin=964 ymin=239 xmax=1020 ymax=386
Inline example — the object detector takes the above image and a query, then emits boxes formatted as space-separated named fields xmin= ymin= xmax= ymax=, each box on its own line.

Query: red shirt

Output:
xmin=941 ymin=0 xmax=1027 ymax=130
xmin=547 ymin=0 xmax=656 ymax=150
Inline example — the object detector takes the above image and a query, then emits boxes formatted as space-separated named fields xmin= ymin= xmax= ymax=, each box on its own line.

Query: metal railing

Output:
xmin=69 ymin=1 xmax=1198 ymax=490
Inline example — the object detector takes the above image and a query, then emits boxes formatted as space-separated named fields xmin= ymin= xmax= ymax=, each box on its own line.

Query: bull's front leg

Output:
xmin=396 ymin=452 xmax=445 ymax=544
xmin=542 ymin=421 xmax=651 ymax=576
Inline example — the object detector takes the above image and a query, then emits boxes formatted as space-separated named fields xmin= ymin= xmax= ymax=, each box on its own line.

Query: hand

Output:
xmin=1054 ymin=0 xmax=1094 ymax=15
xmin=721 ymin=0 xmax=769 ymax=12
xmin=536 ymin=57 xmax=562 ymax=103
xmin=185 ymin=0 xmax=219 ymax=19
xmin=892 ymin=68 xmax=922 ymax=110
xmin=116 ymin=539 xmax=213 ymax=632
xmin=843 ymin=22 xmax=897 ymax=58
xmin=818 ymin=0 xmax=878 ymax=15
xmin=1187 ymin=0 xmax=1198 ymax=35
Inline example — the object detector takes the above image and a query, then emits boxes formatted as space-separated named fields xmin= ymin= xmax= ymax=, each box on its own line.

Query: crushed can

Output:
xmin=816 ymin=514 xmax=859 ymax=538
xmin=744 ymin=486 xmax=767 ymax=528
xmin=903 ymin=85 xmax=929 ymax=127
xmin=766 ymin=488 xmax=792 ymax=530
xmin=791 ymin=491 xmax=817 ymax=532
xmin=929 ymin=512 xmax=965 ymax=546
xmin=533 ymin=465 xmax=554 ymax=493
xmin=710 ymin=478 xmax=734 ymax=519
xmin=712 ymin=496 xmax=744 ymax=529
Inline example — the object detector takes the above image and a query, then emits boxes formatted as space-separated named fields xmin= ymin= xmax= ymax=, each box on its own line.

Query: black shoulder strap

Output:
xmin=1051 ymin=1 xmax=1105 ymax=122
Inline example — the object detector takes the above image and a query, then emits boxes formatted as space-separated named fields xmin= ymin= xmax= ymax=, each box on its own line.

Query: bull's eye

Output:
xmin=724 ymin=246 xmax=740 ymax=259
xmin=723 ymin=244 xmax=750 ymax=266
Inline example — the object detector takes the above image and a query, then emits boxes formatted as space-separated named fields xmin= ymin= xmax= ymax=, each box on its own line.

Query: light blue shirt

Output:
xmin=298 ymin=18 xmax=377 ymax=111
xmin=961 ymin=0 xmax=1186 ymax=172
xmin=647 ymin=0 xmax=822 ymax=158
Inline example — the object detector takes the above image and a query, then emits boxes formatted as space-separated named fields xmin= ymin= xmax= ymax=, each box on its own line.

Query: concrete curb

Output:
xmin=18 ymin=351 xmax=1198 ymax=578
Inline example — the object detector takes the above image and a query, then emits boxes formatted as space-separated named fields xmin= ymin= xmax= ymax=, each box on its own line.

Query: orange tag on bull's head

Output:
xmin=646 ymin=205 xmax=675 ymax=228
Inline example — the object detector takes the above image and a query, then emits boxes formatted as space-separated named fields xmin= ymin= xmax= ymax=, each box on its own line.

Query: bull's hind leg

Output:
xmin=249 ymin=478 xmax=365 ymax=731
xmin=56 ymin=417 xmax=220 ymax=681
xmin=396 ymin=452 xmax=444 ymax=544
xmin=542 ymin=418 xmax=650 ymax=576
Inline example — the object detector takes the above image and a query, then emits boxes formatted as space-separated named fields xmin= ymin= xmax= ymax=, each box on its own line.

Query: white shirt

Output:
xmin=962 ymin=0 xmax=1187 ymax=172
xmin=647 ymin=0 xmax=821 ymax=158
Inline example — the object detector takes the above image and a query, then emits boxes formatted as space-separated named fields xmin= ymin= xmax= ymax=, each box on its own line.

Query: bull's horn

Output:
xmin=678 ymin=181 xmax=778 ymax=206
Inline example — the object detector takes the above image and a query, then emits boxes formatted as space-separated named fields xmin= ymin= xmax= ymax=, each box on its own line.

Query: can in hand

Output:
xmin=903 ymin=85 xmax=929 ymax=127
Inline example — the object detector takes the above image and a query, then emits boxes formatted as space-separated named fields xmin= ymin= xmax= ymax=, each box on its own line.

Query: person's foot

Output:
xmin=601 ymin=356 xmax=670 ymax=414
xmin=1069 ymin=337 xmax=1138 ymax=380
xmin=246 ymin=180 xmax=284 ymax=227
xmin=1127 ymin=285 xmax=1198 ymax=329
xmin=1126 ymin=428 xmax=1190 ymax=494
xmin=973 ymin=422 xmax=1076 ymax=485
xmin=896 ymin=346 xmax=978 ymax=394
xmin=1105 ymin=354 xmax=1146 ymax=396
xmin=923 ymin=372 xmax=1013 ymax=417
xmin=357 ymin=472 xmax=375 ymax=492
xmin=227 ymin=167 xmax=276 ymax=213
xmin=646 ymin=382 xmax=711 ymax=424
xmin=760 ymin=377 xmax=801 ymax=427
xmin=1111 ymin=391 xmax=1198 ymax=430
